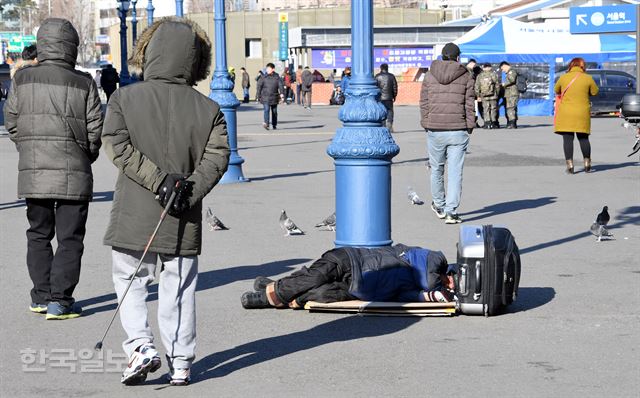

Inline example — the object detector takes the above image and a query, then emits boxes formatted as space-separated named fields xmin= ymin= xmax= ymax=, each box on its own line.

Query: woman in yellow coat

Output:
xmin=554 ymin=58 xmax=599 ymax=174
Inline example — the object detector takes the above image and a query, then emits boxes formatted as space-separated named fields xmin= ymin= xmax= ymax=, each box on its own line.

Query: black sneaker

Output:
xmin=253 ymin=276 xmax=275 ymax=292
xmin=241 ymin=291 xmax=271 ymax=309
xmin=46 ymin=301 xmax=82 ymax=320
xmin=444 ymin=213 xmax=463 ymax=224
xmin=431 ymin=202 xmax=446 ymax=219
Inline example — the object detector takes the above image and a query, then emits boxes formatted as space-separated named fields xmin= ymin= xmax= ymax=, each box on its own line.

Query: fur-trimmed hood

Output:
xmin=128 ymin=17 xmax=211 ymax=85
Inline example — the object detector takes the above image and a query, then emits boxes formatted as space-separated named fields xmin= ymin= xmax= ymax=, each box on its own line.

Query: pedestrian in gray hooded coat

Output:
xmin=101 ymin=17 xmax=230 ymax=386
xmin=3 ymin=18 xmax=103 ymax=319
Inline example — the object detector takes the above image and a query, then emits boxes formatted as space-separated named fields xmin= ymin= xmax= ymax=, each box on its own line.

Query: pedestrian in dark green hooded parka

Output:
xmin=101 ymin=17 xmax=230 ymax=385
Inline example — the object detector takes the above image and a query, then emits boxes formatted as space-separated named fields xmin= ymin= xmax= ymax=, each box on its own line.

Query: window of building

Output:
xmin=245 ymin=39 xmax=262 ymax=59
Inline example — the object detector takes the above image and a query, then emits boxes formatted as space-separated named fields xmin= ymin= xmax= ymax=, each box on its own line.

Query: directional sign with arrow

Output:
xmin=570 ymin=5 xmax=637 ymax=34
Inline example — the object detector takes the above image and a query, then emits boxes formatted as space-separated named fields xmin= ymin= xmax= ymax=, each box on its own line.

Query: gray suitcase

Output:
xmin=455 ymin=225 xmax=521 ymax=316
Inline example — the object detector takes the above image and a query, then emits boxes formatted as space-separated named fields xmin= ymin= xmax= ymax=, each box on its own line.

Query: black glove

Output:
xmin=156 ymin=174 xmax=187 ymax=209
xmin=170 ymin=179 xmax=194 ymax=216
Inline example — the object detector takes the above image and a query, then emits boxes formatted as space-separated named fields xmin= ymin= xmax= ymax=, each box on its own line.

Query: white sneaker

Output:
xmin=167 ymin=366 xmax=191 ymax=386
xmin=121 ymin=343 xmax=161 ymax=385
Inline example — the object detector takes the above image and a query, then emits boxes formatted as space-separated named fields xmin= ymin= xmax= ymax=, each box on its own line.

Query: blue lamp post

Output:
xmin=146 ymin=0 xmax=154 ymax=26
xmin=117 ymin=0 xmax=131 ymax=86
xmin=209 ymin=0 xmax=248 ymax=183
xmin=175 ymin=0 xmax=183 ymax=17
xmin=327 ymin=0 xmax=399 ymax=247
xmin=131 ymin=0 xmax=138 ymax=45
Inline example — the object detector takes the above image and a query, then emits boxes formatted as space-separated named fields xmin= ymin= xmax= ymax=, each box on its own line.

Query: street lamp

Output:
xmin=146 ymin=0 xmax=154 ymax=26
xmin=117 ymin=0 xmax=131 ymax=86
xmin=131 ymin=0 xmax=138 ymax=46
xmin=326 ymin=0 xmax=399 ymax=247
xmin=175 ymin=0 xmax=183 ymax=17
xmin=208 ymin=0 xmax=247 ymax=184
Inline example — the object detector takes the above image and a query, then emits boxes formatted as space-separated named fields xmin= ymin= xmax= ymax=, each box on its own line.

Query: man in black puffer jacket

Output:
xmin=375 ymin=63 xmax=398 ymax=132
xmin=3 ymin=18 xmax=103 ymax=320
xmin=256 ymin=62 xmax=284 ymax=130
xmin=241 ymin=244 xmax=457 ymax=309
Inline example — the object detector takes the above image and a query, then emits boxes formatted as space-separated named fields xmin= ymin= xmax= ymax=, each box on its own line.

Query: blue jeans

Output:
xmin=427 ymin=130 xmax=469 ymax=214
xmin=263 ymin=103 xmax=278 ymax=127
xmin=242 ymin=87 xmax=249 ymax=99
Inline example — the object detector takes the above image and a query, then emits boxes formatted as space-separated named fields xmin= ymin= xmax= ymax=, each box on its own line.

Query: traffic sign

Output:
xmin=570 ymin=5 xmax=637 ymax=34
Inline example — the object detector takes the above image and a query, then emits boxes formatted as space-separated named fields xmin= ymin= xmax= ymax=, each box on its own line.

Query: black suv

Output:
xmin=556 ymin=69 xmax=636 ymax=115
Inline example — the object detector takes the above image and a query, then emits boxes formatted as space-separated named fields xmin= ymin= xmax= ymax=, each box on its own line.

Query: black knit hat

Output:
xmin=441 ymin=43 xmax=461 ymax=60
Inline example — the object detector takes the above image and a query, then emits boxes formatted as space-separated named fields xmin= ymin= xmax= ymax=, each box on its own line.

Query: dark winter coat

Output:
xmin=3 ymin=18 xmax=103 ymax=201
xmin=340 ymin=244 xmax=452 ymax=302
xmin=241 ymin=70 xmax=250 ymax=89
xmin=375 ymin=71 xmax=398 ymax=101
xmin=256 ymin=72 xmax=284 ymax=105
xmin=100 ymin=66 xmax=119 ymax=92
xmin=419 ymin=60 xmax=475 ymax=131
xmin=301 ymin=69 xmax=313 ymax=92
xmin=101 ymin=17 xmax=230 ymax=256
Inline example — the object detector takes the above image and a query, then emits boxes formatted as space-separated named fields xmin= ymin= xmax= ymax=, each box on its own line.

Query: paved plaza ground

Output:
xmin=0 ymin=103 xmax=638 ymax=397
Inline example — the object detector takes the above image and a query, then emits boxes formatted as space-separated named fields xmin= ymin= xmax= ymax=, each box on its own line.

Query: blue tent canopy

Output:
xmin=453 ymin=16 xmax=636 ymax=115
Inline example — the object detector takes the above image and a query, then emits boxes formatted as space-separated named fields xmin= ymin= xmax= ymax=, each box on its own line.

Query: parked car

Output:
xmin=556 ymin=69 xmax=636 ymax=115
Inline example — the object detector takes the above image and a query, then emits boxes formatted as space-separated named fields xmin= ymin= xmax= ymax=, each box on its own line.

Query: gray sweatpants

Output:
xmin=111 ymin=248 xmax=198 ymax=369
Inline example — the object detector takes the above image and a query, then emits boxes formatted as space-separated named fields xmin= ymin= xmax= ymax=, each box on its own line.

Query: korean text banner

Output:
xmin=312 ymin=47 xmax=435 ymax=69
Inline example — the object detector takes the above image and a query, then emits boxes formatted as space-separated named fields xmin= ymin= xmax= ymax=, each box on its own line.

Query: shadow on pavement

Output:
xmin=250 ymin=170 xmax=332 ymax=181
xmin=79 ymin=258 xmax=311 ymax=316
xmin=0 ymin=191 xmax=114 ymax=211
xmin=520 ymin=206 xmax=640 ymax=254
xmin=273 ymin=124 xmax=326 ymax=130
xmin=461 ymin=197 xmax=557 ymax=223
xmin=190 ymin=316 xmax=420 ymax=383
xmin=239 ymin=138 xmax=330 ymax=151
xmin=592 ymin=161 xmax=638 ymax=172
xmin=393 ymin=157 xmax=428 ymax=166
xmin=509 ymin=287 xmax=556 ymax=313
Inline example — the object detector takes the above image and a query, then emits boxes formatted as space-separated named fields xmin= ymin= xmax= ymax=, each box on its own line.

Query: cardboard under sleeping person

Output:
xmin=241 ymin=225 xmax=521 ymax=317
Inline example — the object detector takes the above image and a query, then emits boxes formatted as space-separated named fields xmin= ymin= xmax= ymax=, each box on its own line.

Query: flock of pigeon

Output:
xmin=204 ymin=191 xmax=614 ymax=243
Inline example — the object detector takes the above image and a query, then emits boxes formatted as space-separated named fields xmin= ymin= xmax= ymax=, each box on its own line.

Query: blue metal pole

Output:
xmin=146 ymin=0 xmax=154 ymax=26
xmin=209 ymin=0 xmax=248 ymax=184
xmin=327 ymin=0 xmax=399 ymax=247
xmin=175 ymin=0 xmax=183 ymax=17
xmin=118 ymin=5 xmax=131 ymax=86
xmin=131 ymin=0 xmax=138 ymax=45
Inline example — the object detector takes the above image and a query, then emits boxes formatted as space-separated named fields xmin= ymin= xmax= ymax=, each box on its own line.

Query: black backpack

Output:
xmin=516 ymin=72 xmax=528 ymax=94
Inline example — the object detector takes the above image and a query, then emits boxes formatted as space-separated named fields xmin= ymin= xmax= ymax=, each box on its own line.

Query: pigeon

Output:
xmin=279 ymin=210 xmax=304 ymax=236
xmin=590 ymin=206 xmax=613 ymax=242
xmin=596 ymin=206 xmax=610 ymax=226
xmin=315 ymin=212 xmax=336 ymax=231
xmin=407 ymin=187 xmax=425 ymax=205
xmin=205 ymin=207 xmax=228 ymax=231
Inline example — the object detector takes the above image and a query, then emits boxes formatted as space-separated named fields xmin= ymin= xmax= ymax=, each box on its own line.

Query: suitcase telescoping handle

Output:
xmin=474 ymin=260 xmax=482 ymax=300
